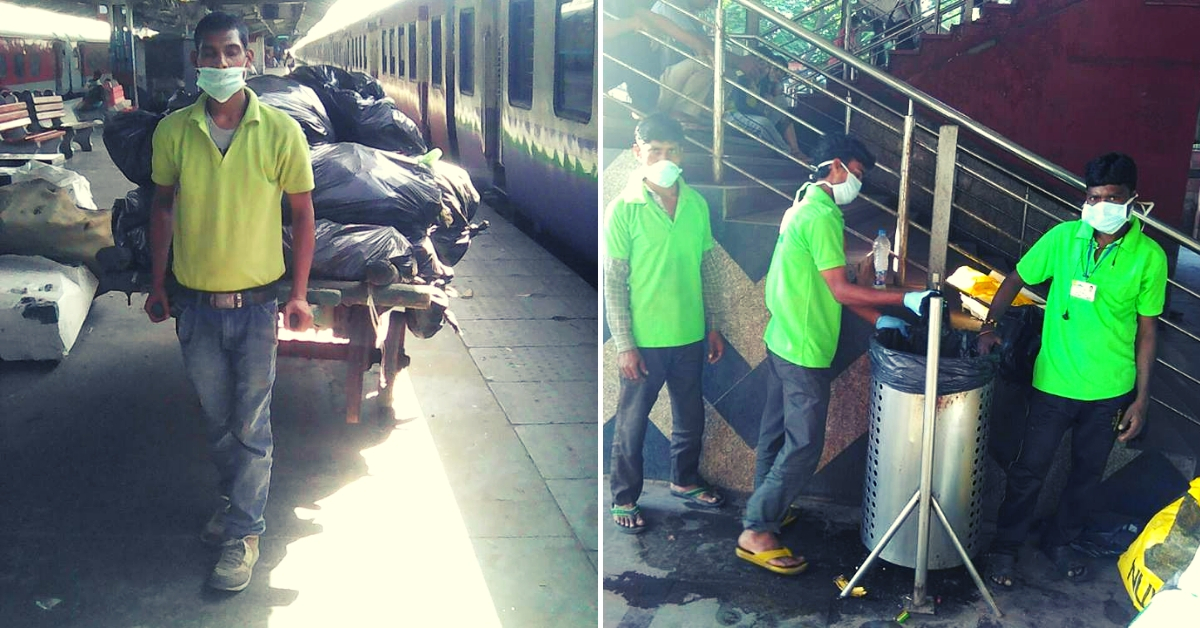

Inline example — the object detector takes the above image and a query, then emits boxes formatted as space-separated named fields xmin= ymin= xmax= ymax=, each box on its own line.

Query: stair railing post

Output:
xmin=929 ymin=125 xmax=959 ymax=279
xmin=842 ymin=0 xmax=853 ymax=132
xmin=895 ymin=100 xmax=915 ymax=285
xmin=934 ymin=0 xmax=943 ymax=35
xmin=713 ymin=0 xmax=726 ymax=183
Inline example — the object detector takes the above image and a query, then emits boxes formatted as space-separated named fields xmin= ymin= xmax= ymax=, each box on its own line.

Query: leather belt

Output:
xmin=176 ymin=285 xmax=277 ymax=309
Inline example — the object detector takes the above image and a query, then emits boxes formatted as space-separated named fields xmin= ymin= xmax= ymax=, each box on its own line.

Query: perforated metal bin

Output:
xmin=860 ymin=336 xmax=996 ymax=569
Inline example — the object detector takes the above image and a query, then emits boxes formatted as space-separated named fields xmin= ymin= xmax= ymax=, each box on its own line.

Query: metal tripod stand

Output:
xmin=838 ymin=296 xmax=1002 ymax=617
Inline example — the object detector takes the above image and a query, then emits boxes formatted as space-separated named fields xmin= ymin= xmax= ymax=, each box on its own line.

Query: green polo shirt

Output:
xmin=1016 ymin=217 xmax=1167 ymax=400
xmin=605 ymin=177 xmax=713 ymax=348
xmin=764 ymin=184 xmax=847 ymax=368
xmin=151 ymin=88 xmax=315 ymax=292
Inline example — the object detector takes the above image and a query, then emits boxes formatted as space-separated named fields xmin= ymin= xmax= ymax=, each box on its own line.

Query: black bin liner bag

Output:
xmin=869 ymin=328 xmax=1000 ymax=395
xmin=283 ymin=219 xmax=416 ymax=283
xmin=304 ymin=143 xmax=443 ymax=243
xmin=103 ymin=110 xmax=163 ymax=188
xmin=111 ymin=185 xmax=156 ymax=270
xmin=328 ymin=89 xmax=426 ymax=156
xmin=247 ymin=75 xmax=336 ymax=145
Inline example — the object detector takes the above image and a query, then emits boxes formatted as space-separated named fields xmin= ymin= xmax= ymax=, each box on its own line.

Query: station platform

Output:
xmin=0 ymin=131 xmax=597 ymax=626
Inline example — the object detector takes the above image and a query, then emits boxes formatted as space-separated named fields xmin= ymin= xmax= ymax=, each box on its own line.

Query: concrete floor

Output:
xmin=604 ymin=482 xmax=1140 ymax=628
xmin=0 ymin=133 xmax=598 ymax=626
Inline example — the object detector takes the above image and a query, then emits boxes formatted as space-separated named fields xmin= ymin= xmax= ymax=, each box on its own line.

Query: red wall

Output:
xmin=889 ymin=0 xmax=1200 ymax=230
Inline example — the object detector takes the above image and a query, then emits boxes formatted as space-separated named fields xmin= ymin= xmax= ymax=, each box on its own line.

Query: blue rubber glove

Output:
xmin=903 ymin=290 xmax=939 ymax=316
xmin=876 ymin=315 xmax=910 ymax=337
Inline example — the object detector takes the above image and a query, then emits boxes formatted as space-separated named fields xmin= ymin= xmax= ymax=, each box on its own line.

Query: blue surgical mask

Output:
xmin=817 ymin=159 xmax=862 ymax=205
xmin=1081 ymin=196 xmax=1134 ymax=234
xmin=643 ymin=160 xmax=683 ymax=188
xmin=197 ymin=66 xmax=247 ymax=103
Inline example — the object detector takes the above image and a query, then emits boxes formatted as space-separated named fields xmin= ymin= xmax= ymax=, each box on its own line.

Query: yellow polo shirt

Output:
xmin=151 ymin=88 xmax=314 ymax=291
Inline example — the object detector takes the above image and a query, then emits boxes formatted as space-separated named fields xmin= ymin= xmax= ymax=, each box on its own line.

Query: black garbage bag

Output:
xmin=304 ymin=143 xmax=444 ymax=242
xmin=427 ymin=159 xmax=482 ymax=265
xmin=354 ymin=98 xmax=427 ymax=155
xmin=165 ymin=89 xmax=200 ymax=113
xmin=289 ymin=64 xmax=356 ymax=93
xmin=325 ymin=89 xmax=427 ymax=155
xmin=350 ymin=71 xmax=387 ymax=100
xmin=111 ymin=185 xmax=156 ymax=270
xmin=869 ymin=328 xmax=1000 ymax=395
xmin=247 ymin=75 xmax=336 ymax=145
xmin=995 ymin=306 xmax=1044 ymax=385
xmin=103 ymin=110 xmax=163 ymax=187
xmin=405 ymin=289 xmax=459 ymax=339
xmin=283 ymin=219 xmax=416 ymax=283
xmin=411 ymin=234 xmax=454 ymax=283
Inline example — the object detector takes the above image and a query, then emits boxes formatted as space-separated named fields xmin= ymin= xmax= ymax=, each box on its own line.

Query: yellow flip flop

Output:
xmin=736 ymin=545 xmax=809 ymax=576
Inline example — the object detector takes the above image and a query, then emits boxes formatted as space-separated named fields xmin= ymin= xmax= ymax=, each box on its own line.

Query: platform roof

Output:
xmin=6 ymin=1 xmax=337 ymax=42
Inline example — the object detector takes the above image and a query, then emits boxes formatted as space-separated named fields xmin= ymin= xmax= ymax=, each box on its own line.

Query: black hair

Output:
xmin=634 ymin=112 xmax=686 ymax=145
xmin=812 ymin=133 xmax=876 ymax=178
xmin=1084 ymin=152 xmax=1137 ymax=192
xmin=195 ymin=11 xmax=249 ymax=50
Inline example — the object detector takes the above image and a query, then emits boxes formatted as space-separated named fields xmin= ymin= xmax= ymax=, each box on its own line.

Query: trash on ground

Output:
xmin=0 ymin=255 xmax=98 ymax=360
xmin=833 ymin=574 xmax=867 ymax=598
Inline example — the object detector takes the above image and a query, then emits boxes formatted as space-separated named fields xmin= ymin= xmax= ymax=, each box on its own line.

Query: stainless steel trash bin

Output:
xmin=860 ymin=336 xmax=995 ymax=569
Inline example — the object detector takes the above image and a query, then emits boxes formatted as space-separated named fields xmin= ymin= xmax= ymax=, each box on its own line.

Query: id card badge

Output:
xmin=1070 ymin=280 xmax=1097 ymax=302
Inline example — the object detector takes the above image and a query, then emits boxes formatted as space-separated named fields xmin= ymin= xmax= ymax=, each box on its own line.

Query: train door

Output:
xmin=444 ymin=10 xmax=458 ymax=158
xmin=481 ymin=2 xmax=502 ymax=175
xmin=54 ymin=41 xmax=66 ymax=93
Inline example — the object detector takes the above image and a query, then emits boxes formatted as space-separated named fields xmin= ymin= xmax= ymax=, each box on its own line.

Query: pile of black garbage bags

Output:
xmin=103 ymin=66 xmax=482 ymax=291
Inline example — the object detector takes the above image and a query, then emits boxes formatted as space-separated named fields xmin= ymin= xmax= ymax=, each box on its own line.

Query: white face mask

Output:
xmin=817 ymin=159 xmax=862 ymax=205
xmin=642 ymin=159 xmax=683 ymax=188
xmin=1081 ymin=196 xmax=1135 ymax=234
xmin=197 ymin=66 xmax=247 ymax=103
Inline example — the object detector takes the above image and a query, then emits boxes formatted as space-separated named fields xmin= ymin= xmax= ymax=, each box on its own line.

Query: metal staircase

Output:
xmin=603 ymin=0 xmax=1200 ymax=438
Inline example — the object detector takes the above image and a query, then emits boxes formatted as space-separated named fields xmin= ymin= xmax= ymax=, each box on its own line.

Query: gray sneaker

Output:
xmin=208 ymin=535 xmax=259 ymax=592
xmin=200 ymin=498 xmax=229 ymax=547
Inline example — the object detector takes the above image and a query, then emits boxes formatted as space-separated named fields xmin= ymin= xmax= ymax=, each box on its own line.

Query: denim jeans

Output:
xmin=176 ymin=300 xmax=278 ymax=539
xmin=743 ymin=350 xmax=831 ymax=533
xmin=609 ymin=341 xmax=706 ymax=507
xmin=992 ymin=388 xmax=1136 ymax=554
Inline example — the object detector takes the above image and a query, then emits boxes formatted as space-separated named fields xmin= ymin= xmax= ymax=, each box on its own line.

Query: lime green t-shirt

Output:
xmin=1016 ymin=217 xmax=1167 ymax=400
xmin=151 ymin=88 xmax=315 ymax=292
xmin=604 ymin=178 xmax=713 ymax=348
xmin=763 ymin=184 xmax=847 ymax=368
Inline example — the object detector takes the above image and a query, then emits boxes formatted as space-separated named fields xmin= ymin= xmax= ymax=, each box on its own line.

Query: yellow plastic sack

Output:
xmin=1120 ymin=478 xmax=1200 ymax=611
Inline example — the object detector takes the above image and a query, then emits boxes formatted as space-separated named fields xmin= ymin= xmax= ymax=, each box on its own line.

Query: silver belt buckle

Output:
xmin=210 ymin=292 xmax=242 ymax=309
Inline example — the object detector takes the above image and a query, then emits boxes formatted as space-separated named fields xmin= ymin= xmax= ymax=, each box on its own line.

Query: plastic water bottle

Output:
xmin=872 ymin=229 xmax=891 ymax=289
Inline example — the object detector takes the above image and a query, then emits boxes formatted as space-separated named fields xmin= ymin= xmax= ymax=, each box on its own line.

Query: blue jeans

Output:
xmin=176 ymin=300 xmax=279 ymax=539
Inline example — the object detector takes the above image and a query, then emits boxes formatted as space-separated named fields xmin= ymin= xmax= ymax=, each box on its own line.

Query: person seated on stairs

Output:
xmin=724 ymin=55 xmax=792 ymax=154
xmin=649 ymin=0 xmax=716 ymax=127
xmin=605 ymin=0 xmax=711 ymax=117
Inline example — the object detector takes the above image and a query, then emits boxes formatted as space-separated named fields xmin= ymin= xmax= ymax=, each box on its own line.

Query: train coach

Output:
xmin=296 ymin=0 xmax=597 ymax=276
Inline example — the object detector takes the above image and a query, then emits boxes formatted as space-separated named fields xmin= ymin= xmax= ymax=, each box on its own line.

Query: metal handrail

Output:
xmin=602 ymin=0 xmax=1200 ymax=427
xmin=734 ymin=0 xmax=1200 ymax=256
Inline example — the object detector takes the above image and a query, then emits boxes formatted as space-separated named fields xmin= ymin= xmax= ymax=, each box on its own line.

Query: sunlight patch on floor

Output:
xmin=267 ymin=369 xmax=501 ymax=627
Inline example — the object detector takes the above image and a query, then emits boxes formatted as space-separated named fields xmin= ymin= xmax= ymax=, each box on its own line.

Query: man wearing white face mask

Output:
xmin=977 ymin=153 xmax=1167 ymax=588
xmin=145 ymin=11 xmax=316 ymax=592
xmin=736 ymin=134 xmax=935 ymax=575
xmin=606 ymin=113 xmax=726 ymax=534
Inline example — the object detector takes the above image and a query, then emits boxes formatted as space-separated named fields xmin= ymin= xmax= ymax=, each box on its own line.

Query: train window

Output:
xmin=30 ymin=50 xmax=41 ymax=77
xmin=508 ymin=0 xmax=535 ymax=109
xmin=431 ymin=18 xmax=443 ymax=86
xmin=459 ymin=10 xmax=475 ymax=95
xmin=0 ymin=54 xmax=5 ymax=79
xmin=398 ymin=26 xmax=406 ymax=78
xmin=13 ymin=52 xmax=24 ymax=78
xmin=390 ymin=29 xmax=397 ymax=76
xmin=407 ymin=22 xmax=417 ymax=80
xmin=553 ymin=0 xmax=595 ymax=122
